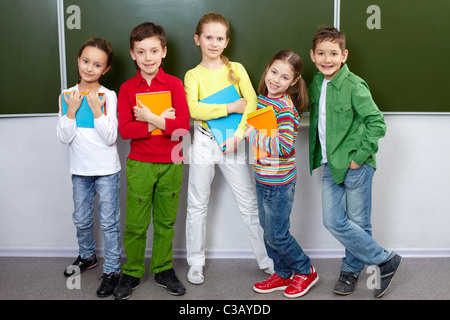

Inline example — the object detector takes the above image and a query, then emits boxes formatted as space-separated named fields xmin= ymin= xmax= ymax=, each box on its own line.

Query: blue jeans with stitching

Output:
xmin=72 ymin=171 xmax=121 ymax=274
xmin=255 ymin=177 xmax=311 ymax=279
xmin=322 ymin=164 xmax=393 ymax=275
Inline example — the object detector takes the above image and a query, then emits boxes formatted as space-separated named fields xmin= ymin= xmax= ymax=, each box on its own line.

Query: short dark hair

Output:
xmin=130 ymin=22 xmax=166 ymax=50
xmin=312 ymin=26 xmax=346 ymax=53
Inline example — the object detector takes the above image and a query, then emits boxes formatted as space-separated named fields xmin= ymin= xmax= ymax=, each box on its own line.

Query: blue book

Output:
xmin=61 ymin=92 xmax=105 ymax=128
xmin=201 ymin=85 xmax=243 ymax=150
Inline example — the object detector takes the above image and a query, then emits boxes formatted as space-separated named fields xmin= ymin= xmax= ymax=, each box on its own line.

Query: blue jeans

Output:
xmin=255 ymin=178 xmax=311 ymax=279
xmin=322 ymin=164 xmax=393 ymax=275
xmin=72 ymin=171 xmax=121 ymax=274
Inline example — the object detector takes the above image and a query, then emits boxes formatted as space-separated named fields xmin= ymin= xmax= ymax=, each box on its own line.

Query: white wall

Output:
xmin=1 ymin=114 xmax=449 ymax=258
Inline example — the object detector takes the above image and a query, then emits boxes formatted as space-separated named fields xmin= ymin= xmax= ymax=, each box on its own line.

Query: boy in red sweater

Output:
xmin=114 ymin=22 xmax=190 ymax=299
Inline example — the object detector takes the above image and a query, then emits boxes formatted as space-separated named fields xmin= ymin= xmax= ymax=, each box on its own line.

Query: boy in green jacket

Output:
xmin=308 ymin=27 xmax=401 ymax=298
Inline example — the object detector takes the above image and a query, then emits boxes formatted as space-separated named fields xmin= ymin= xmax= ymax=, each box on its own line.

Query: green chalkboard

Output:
xmin=0 ymin=0 xmax=334 ymax=115
xmin=0 ymin=0 xmax=61 ymax=115
xmin=1 ymin=1 xmax=449 ymax=115
xmin=64 ymin=0 xmax=334 ymax=105
xmin=341 ymin=0 xmax=450 ymax=112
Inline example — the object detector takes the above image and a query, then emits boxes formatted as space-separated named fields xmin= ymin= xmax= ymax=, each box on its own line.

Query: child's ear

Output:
xmin=162 ymin=46 xmax=167 ymax=59
xmin=310 ymin=49 xmax=316 ymax=63
xmin=130 ymin=49 xmax=136 ymax=61
xmin=341 ymin=49 xmax=349 ymax=64
xmin=103 ymin=65 xmax=111 ymax=76
xmin=194 ymin=34 xmax=200 ymax=46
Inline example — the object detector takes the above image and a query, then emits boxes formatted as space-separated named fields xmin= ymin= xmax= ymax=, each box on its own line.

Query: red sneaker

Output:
xmin=253 ymin=273 xmax=292 ymax=293
xmin=284 ymin=266 xmax=319 ymax=298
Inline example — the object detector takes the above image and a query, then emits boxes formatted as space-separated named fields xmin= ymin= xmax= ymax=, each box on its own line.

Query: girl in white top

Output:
xmin=56 ymin=38 xmax=121 ymax=298
xmin=184 ymin=13 xmax=273 ymax=284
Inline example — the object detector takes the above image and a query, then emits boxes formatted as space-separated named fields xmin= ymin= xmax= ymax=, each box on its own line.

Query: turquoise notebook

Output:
xmin=201 ymin=85 xmax=242 ymax=151
xmin=61 ymin=92 xmax=105 ymax=128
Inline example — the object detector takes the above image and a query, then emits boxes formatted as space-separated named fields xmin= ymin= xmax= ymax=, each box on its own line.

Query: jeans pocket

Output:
xmin=345 ymin=164 xmax=371 ymax=190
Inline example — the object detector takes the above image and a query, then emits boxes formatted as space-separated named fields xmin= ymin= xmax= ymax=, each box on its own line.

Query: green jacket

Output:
xmin=308 ymin=64 xmax=386 ymax=184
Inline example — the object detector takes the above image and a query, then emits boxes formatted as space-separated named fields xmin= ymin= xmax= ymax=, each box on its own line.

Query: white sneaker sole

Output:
xmin=253 ymin=285 xmax=288 ymax=294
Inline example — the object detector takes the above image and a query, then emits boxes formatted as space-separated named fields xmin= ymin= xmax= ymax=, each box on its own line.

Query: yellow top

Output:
xmin=184 ymin=62 xmax=257 ymax=139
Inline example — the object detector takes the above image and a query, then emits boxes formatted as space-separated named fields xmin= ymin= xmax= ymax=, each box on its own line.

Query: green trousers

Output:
xmin=122 ymin=160 xmax=183 ymax=277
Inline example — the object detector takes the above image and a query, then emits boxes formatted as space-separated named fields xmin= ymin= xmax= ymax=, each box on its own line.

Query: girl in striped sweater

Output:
xmin=246 ymin=50 xmax=318 ymax=298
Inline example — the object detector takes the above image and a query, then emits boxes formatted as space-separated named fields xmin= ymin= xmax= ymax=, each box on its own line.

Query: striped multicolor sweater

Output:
xmin=248 ymin=94 xmax=300 ymax=185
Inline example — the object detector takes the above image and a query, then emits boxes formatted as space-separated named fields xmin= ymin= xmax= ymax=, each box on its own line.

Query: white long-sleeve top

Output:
xmin=56 ymin=85 xmax=121 ymax=176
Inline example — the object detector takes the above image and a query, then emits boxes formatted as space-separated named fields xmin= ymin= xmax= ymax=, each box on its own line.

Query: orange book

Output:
xmin=136 ymin=91 xmax=172 ymax=135
xmin=246 ymin=106 xmax=278 ymax=160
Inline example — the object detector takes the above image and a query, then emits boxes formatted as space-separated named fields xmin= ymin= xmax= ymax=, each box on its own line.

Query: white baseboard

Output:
xmin=1 ymin=247 xmax=450 ymax=259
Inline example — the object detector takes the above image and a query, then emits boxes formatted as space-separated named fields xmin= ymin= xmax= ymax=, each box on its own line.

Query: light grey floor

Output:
xmin=0 ymin=256 xmax=449 ymax=300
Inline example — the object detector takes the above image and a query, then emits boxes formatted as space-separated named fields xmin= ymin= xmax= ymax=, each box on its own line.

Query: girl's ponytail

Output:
xmin=221 ymin=54 xmax=240 ymax=84
xmin=290 ymin=76 xmax=308 ymax=113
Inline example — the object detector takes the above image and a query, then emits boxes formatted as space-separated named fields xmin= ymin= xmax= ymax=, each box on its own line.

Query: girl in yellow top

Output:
xmin=184 ymin=12 xmax=273 ymax=284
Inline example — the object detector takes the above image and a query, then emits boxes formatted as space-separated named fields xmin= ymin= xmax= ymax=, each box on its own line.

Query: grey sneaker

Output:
xmin=374 ymin=254 xmax=402 ymax=298
xmin=333 ymin=271 xmax=358 ymax=295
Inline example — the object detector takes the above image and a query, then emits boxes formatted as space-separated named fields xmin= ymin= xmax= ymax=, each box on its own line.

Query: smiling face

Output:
xmin=77 ymin=46 xmax=110 ymax=86
xmin=310 ymin=40 xmax=348 ymax=80
xmin=130 ymin=36 xmax=167 ymax=81
xmin=194 ymin=22 xmax=229 ymax=62
xmin=264 ymin=60 xmax=298 ymax=99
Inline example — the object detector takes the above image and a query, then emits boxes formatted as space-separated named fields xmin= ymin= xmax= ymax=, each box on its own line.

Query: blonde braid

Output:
xmin=221 ymin=54 xmax=240 ymax=84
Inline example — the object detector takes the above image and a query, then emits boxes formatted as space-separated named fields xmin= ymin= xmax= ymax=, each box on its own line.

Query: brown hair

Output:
xmin=77 ymin=37 xmax=113 ymax=83
xmin=258 ymin=50 xmax=308 ymax=113
xmin=130 ymin=22 xmax=167 ymax=69
xmin=195 ymin=12 xmax=239 ymax=84
xmin=312 ymin=26 xmax=346 ymax=53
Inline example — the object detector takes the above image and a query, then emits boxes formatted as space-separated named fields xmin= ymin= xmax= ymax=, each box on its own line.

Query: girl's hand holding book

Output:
xmin=226 ymin=98 xmax=247 ymax=114
xmin=86 ymin=91 xmax=105 ymax=119
xmin=63 ymin=90 xmax=83 ymax=120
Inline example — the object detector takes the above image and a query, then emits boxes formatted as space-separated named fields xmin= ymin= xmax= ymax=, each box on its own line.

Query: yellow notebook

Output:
xmin=136 ymin=91 xmax=172 ymax=135
xmin=246 ymin=106 xmax=278 ymax=160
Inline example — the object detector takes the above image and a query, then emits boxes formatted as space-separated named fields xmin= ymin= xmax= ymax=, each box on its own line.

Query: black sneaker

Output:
xmin=113 ymin=274 xmax=140 ymax=300
xmin=333 ymin=271 xmax=358 ymax=295
xmin=155 ymin=268 xmax=186 ymax=296
xmin=63 ymin=254 xmax=98 ymax=277
xmin=374 ymin=254 xmax=402 ymax=298
xmin=96 ymin=272 xmax=120 ymax=298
